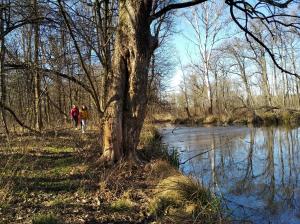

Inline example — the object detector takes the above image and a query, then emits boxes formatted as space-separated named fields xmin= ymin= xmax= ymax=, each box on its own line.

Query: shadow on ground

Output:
xmin=0 ymin=129 xmax=153 ymax=224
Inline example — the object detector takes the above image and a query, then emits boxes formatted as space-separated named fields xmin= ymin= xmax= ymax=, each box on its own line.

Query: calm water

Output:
xmin=161 ymin=125 xmax=300 ymax=224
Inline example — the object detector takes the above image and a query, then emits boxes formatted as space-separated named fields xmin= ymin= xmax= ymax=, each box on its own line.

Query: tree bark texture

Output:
xmin=101 ymin=1 xmax=156 ymax=162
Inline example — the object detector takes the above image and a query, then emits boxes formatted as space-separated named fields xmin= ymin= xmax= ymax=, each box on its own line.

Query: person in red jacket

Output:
xmin=70 ymin=105 xmax=79 ymax=129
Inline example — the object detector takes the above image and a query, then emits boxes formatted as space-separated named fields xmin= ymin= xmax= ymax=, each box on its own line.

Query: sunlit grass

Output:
xmin=0 ymin=127 xmax=226 ymax=223
xmin=110 ymin=198 xmax=135 ymax=212
xmin=32 ymin=213 xmax=61 ymax=224
xmin=149 ymin=175 xmax=222 ymax=223
xmin=44 ymin=194 xmax=72 ymax=207
xmin=43 ymin=146 xmax=74 ymax=153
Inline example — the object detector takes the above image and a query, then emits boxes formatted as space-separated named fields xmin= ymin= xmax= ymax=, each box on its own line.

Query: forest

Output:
xmin=0 ymin=0 xmax=300 ymax=223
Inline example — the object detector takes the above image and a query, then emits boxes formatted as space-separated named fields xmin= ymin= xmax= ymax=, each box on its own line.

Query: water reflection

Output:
xmin=161 ymin=126 xmax=300 ymax=224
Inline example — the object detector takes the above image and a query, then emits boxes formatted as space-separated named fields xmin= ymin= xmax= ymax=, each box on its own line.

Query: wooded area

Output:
xmin=0 ymin=0 xmax=299 ymax=160
xmin=1 ymin=0 xmax=300 ymax=223
xmin=168 ymin=1 xmax=300 ymax=122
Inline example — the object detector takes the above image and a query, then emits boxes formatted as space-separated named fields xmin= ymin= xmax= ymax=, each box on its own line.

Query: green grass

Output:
xmin=44 ymin=195 xmax=72 ymax=207
xmin=167 ymin=148 xmax=180 ymax=168
xmin=30 ymin=179 xmax=81 ymax=192
xmin=32 ymin=213 xmax=61 ymax=224
xmin=1 ymin=154 xmax=81 ymax=193
xmin=43 ymin=147 xmax=74 ymax=153
xmin=0 ymin=130 xmax=103 ymax=223
xmin=110 ymin=198 xmax=135 ymax=212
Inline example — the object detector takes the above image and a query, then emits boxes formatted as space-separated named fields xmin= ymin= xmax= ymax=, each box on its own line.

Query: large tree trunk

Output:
xmin=101 ymin=1 xmax=156 ymax=162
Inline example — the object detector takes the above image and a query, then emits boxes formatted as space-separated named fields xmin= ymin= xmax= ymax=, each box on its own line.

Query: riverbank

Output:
xmin=152 ymin=108 xmax=300 ymax=127
xmin=0 ymin=126 xmax=225 ymax=223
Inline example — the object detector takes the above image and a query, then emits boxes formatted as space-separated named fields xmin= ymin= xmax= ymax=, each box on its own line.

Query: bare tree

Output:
xmin=184 ymin=1 xmax=227 ymax=114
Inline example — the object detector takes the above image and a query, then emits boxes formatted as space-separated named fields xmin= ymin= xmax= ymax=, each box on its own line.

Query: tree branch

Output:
xmin=4 ymin=63 xmax=94 ymax=95
xmin=0 ymin=101 xmax=40 ymax=134
xmin=227 ymin=0 xmax=300 ymax=79
xmin=0 ymin=16 xmax=45 ymax=40
xmin=260 ymin=0 xmax=293 ymax=8
xmin=151 ymin=0 xmax=208 ymax=20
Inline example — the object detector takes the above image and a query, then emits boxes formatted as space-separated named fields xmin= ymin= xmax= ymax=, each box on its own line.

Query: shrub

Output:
xmin=248 ymin=114 xmax=263 ymax=124
xmin=233 ymin=118 xmax=248 ymax=125
xmin=290 ymin=112 xmax=300 ymax=125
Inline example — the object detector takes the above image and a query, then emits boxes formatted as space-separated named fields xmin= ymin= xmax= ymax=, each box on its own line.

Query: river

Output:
xmin=161 ymin=125 xmax=300 ymax=224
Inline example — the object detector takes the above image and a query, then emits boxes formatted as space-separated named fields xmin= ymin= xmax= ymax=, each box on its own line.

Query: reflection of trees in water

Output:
xmin=171 ymin=126 xmax=300 ymax=221
xmin=212 ymin=126 xmax=300 ymax=220
xmin=265 ymin=127 xmax=276 ymax=212
xmin=169 ymin=127 xmax=300 ymax=219
xmin=185 ymin=129 xmax=248 ymax=185
xmin=231 ymin=128 xmax=255 ymax=195
xmin=194 ymin=132 xmax=247 ymax=180
xmin=277 ymin=128 xmax=299 ymax=210
xmin=210 ymin=133 xmax=217 ymax=191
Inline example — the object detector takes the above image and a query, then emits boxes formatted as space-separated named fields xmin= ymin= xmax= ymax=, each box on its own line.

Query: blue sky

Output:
xmin=168 ymin=5 xmax=229 ymax=92
xmin=168 ymin=8 xmax=203 ymax=91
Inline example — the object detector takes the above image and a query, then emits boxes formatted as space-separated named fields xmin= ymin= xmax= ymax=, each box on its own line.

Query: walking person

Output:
xmin=70 ymin=105 xmax=79 ymax=129
xmin=79 ymin=105 xmax=89 ymax=133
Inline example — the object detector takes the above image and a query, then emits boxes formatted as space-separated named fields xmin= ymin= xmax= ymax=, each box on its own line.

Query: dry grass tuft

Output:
xmin=149 ymin=175 xmax=224 ymax=223
xmin=203 ymin=115 xmax=218 ymax=124
xmin=109 ymin=192 xmax=136 ymax=212
xmin=147 ymin=159 xmax=178 ymax=179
